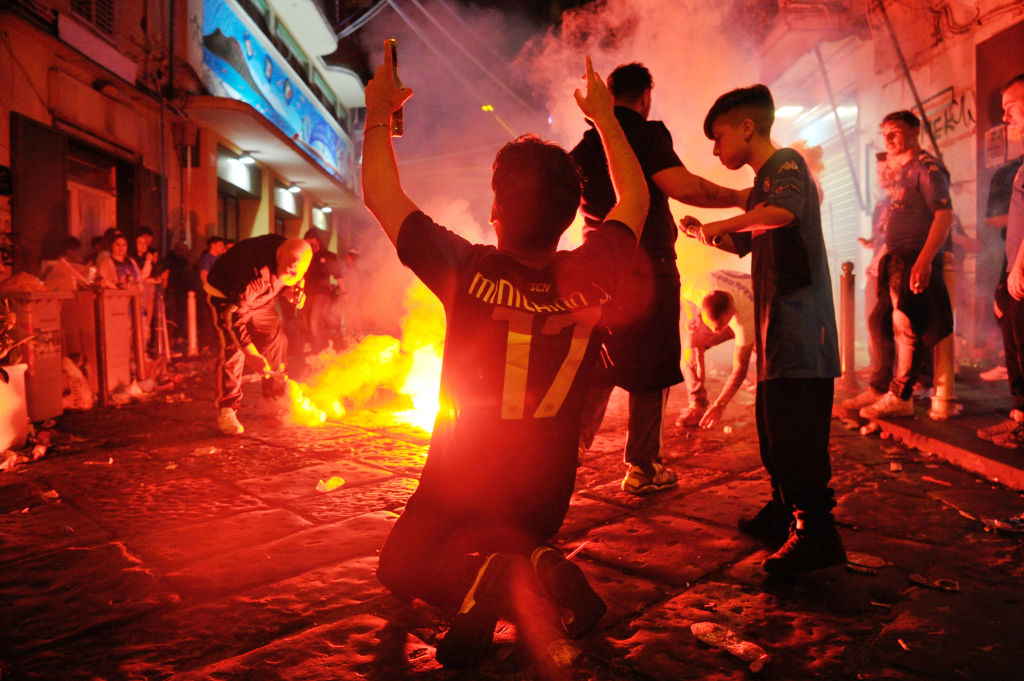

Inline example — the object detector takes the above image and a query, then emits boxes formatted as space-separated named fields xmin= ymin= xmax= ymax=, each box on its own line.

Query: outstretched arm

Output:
xmin=699 ymin=343 xmax=753 ymax=429
xmin=652 ymin=165 xmax=747 ymax=209
xmin=575 ymin=57 xmax=648 ymax=240
xmin=362 ymin=48 xmax=416 ymax=246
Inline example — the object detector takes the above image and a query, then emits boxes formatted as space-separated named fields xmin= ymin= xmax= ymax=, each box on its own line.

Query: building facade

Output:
xmin=0 ymin=0 xmax=365 ymax=275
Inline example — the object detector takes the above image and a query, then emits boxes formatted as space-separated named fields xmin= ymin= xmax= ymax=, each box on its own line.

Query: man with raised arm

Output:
xmin=570 ymin=63 xmax=748 ymax=495
xmin=363 ymin=54 xmax=648 ymax=668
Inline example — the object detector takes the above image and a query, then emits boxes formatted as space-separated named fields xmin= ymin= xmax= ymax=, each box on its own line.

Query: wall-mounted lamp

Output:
xmin=239 ymin=152 xmax=256 ymax=165
xmin=287 ymin=183 xmax=301 ymax=194
xmin=320 ymin=206 xmax=333 ymax=214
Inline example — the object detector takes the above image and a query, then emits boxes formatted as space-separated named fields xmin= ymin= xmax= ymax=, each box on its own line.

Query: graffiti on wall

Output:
xmin=922 ymin=86 xmax=977 ymax=143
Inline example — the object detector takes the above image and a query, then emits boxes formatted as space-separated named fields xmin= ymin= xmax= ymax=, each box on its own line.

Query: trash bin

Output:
xmin=0 ymin=291 xmax=73 ymax=422
xmin=0 ymin=362 xmax=29 ymax=449
xmin=61 ymin=289 xmax=140 ymax=405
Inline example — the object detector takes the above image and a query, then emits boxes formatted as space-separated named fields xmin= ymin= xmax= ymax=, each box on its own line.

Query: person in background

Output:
xmin=570 ymin=62 xmax=748 ymax=495
xmin=675 ymin=270 xmax=755 ymax=430
xmin=302 ymin=228 xmax=345 ymax=354
xmin=97 ymin=233 xmax=139 ymax=288
xmin=846 ymin=110 xmax=954 ymax=421
xmin=205 ymin=235 xmax=312 ymax=436
xmin=131 ymin=227 xmax=160 ymax=352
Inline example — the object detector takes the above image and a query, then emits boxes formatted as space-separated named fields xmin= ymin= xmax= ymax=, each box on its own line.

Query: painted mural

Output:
xmin=200 ymin=0 xmax=349 ymax=185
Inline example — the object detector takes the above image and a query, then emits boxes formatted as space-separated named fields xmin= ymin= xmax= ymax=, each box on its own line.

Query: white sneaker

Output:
xmin=859 ymin=392 xmax=914 ymax=419
xmin=217 ymin=407 xmax=244 ymax=435
xmin=840 ymin=388 xmax=883 ymax=411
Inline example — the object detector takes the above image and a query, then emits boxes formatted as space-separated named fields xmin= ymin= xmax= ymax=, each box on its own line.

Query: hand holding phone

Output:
xmin=386 ymin=39 xmax=404 ymax=137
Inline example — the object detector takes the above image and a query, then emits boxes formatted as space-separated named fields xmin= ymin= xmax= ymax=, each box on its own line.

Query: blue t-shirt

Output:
xmin=395 ymin=211 xmax=636 ymax=518
xmin=732 ymin=148 xmax=840 ymax=382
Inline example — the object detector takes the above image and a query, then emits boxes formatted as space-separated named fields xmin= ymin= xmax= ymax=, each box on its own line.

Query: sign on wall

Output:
xmin=198 ymin=0 xmax=349 ymax=184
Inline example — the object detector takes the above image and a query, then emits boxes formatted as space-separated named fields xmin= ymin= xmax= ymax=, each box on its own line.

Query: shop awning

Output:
xmin=185 ymin=95 xmax=360 ymax=209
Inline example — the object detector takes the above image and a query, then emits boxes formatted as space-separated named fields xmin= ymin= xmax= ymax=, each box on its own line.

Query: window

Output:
xmin=274 ymin=23 xmax=309 ymax=76
xmin=71 ymin=0 xmax=115 ymax=36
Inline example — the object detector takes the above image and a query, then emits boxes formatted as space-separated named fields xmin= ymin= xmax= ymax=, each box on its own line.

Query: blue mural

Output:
xmin=200 ymin=0 xmax=349 ymax=185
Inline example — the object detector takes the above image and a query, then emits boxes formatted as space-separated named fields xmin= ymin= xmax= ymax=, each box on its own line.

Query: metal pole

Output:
xmin=186 ymin=291 xmax=198 ymax=357
xmin=131 ymin=292 xmax=147 ymax=381
xmin=95 ymin=292 xmax=109 ymax=407
xmin=875 ymin=0 xmax=944 ymax=164
xmin=814 ymin=45 xmax=867 ymax=215
xmin=839 ymin=261 xmax=858 ymax=389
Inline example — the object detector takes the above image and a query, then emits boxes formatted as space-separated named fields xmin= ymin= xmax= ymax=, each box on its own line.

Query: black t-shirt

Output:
xmin=571 ymin=107 xmax=682 ymax=260
xmin=396 ymin=210 xmax=635 ymax=517
xmin=306 ymin=249 xmax=343 ymax=295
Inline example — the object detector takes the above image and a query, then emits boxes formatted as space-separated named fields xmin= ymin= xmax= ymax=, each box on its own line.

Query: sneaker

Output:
xmin=840 ymin=388 xmax=882 ymax=411
xmin=977 ymin=410 xmax=1024 ymax=441
xmin=859 ymin=392 xmax=914 ymax=419
xmin=217 ymin=407 xmax=244 ymax=435
xmin=435 ymin=553 xmax=530 ymax=668
xmin=737 ymin=499 xmax=792 ymax=547
xmin=993 ymin=512 xmax=1024 ymax=533
xmin=531 ymin=547 xmax=606 ymax=638
xmin=675 ymin=405 xmax=706 ymax=428
xmin=992 ymin=424 xmax=1024 ymax=449
xmin=621 ymin=462 xmax=678 ymax=495
xmin=762 ymin=519 xmax=846 ymax=576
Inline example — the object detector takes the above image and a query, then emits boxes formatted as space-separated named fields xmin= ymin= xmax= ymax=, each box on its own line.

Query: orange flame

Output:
xmin=285 ymin=280 xmax=445 ymax=432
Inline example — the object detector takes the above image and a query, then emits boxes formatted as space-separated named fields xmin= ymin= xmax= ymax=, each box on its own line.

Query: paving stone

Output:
xmin=164 ymin=511 xmax=396 ymax=600
xmin=0 ymin=501 xmax=110 ymax=565
xmin=286 ymin=476 xmax=419 ymax=523
xmin=559 ymin=494 xmax=628 ymax=539
xmin=234 ymin=460 xmax=394 ymax=504
xmin=123 ymin=508 xmax=314 ymax=571
xmin=60 ymin=475 xmax=270 ymax=539
xmin=677 ymin=478 xmax=773 ymax=529
xmin=579 ymin=514 xmax=748 ymax=587
xmin=836 ymin=482 xmax=977 ymax=544
xmin=353 ymin=438 xmax=430 ymax=477
xmin=164 ymin=612 xmax=442 ymax=680
xmin=150 ymin=440 xmax=335 ymax=481
xmin=0 ymin=542 xmax=178 ymax=653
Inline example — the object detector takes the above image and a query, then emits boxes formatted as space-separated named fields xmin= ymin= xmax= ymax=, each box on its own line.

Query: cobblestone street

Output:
xmin=1 ymin=363 xmax=1022 ymax=680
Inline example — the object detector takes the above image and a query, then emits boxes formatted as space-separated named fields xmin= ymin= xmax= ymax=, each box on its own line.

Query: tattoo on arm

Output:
xmin=699 ymin=178 xmax=740 ymax=206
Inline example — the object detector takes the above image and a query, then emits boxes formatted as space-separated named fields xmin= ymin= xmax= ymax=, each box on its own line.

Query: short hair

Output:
xmin=702 ymin=290 xmax=733 ymax=323
xmin=881 ymin=110 xmax=920 ymax=129
xmin=608 ymin=63 xmax=653 ymax=102
xmin=61 ymin=236 xmax=82 ymax=251
xmin=206 ymin=236 xmax=225 ymax=248
xmin=703 ymin=84 xmax=775 ymax=139
xmin=1003 ymin=72 xmax=1024 ymax=94
xmin=491 ymin=134 xmax=581 ymax=250
xmin=138 ymin=226 xmax=154 ymax=237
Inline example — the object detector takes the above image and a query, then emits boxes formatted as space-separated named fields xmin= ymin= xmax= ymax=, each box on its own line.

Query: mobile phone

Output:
xmin=386 ymin=39 xmax=404 ymax=137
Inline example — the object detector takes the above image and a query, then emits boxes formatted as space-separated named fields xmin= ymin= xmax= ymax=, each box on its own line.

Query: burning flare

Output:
xmin=286 ymin=280 xmax=445 ymax=432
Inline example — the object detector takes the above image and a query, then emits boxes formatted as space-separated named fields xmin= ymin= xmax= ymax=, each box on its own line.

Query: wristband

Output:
xmin=364 ymin=122 xmax=390 ymax=134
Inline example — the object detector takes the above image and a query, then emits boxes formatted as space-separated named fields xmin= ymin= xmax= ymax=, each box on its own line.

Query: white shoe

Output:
xmin=217 ymin=407 xmax=244 ymax=435
xmin=840 ymin=388 xmax=882 ymax=411
xmin=859 ymin=392 xmax=914 ymax=419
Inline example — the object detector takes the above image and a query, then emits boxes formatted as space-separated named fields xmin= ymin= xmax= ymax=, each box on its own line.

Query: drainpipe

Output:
xmin=874 ymin=0 xmax=944 ymax=164
xmin=814 ymin=45 xmax=867 ymax=215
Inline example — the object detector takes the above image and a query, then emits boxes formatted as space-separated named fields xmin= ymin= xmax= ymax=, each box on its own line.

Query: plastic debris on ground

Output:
xmin=908 ymin=573 xmax=960 ymax=592
xmin=316 ymin=476 xmax=345 ymax=492
xmin=992 ymin=512 xmax=1024 ymax=533
xmin=83 ymin=457 xmax=114 ymax=465
xmin=690 ymin=621 xmax=769 ymax=673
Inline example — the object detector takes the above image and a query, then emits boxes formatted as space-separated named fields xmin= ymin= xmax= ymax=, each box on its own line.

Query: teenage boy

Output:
xmin=363 ymin=55 xmax=649 ymax=667
xmin=684 ymin=84 xmax=845 ymax=575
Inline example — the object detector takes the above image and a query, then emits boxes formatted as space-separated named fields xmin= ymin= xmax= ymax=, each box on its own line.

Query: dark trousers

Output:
xmin=377 ymin=490 xmax=558 ymax=607
xmin=996 ymin=276 xmax=1024 ymax=411
xmin=578 ymin=379 xmax=668 ymax=470
xmin=868 ymin=253 xmax=949 ymax=399
xmin=755 ymin=377 xmax=835 ymax=518
xmin=209 ymin=297 xmax=287 ymax=410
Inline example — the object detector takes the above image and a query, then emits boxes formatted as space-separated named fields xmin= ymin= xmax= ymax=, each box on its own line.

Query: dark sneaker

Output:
xmin=531 ymin=547 xmax=606 ymax=638
xmin=435 ymin=553 xmax=529 ymax=668
xmin=762 ymin=521 xmax=846 ymax=576
xmin=977 ymin=414 xmax=1022 ymax=441
xmin=621 ymin=462 xmax=678 ymax=495
xmin=738 ymin=499 xmax=791 ymax=547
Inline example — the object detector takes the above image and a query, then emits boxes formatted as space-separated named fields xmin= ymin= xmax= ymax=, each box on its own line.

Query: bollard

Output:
xmin=187 ymin=291 xmax=199 ymax=357
xmin=930 ymin=252 xmax=958 ymax=419
xmin=839 ymin=261 xmax=858 ymax=389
